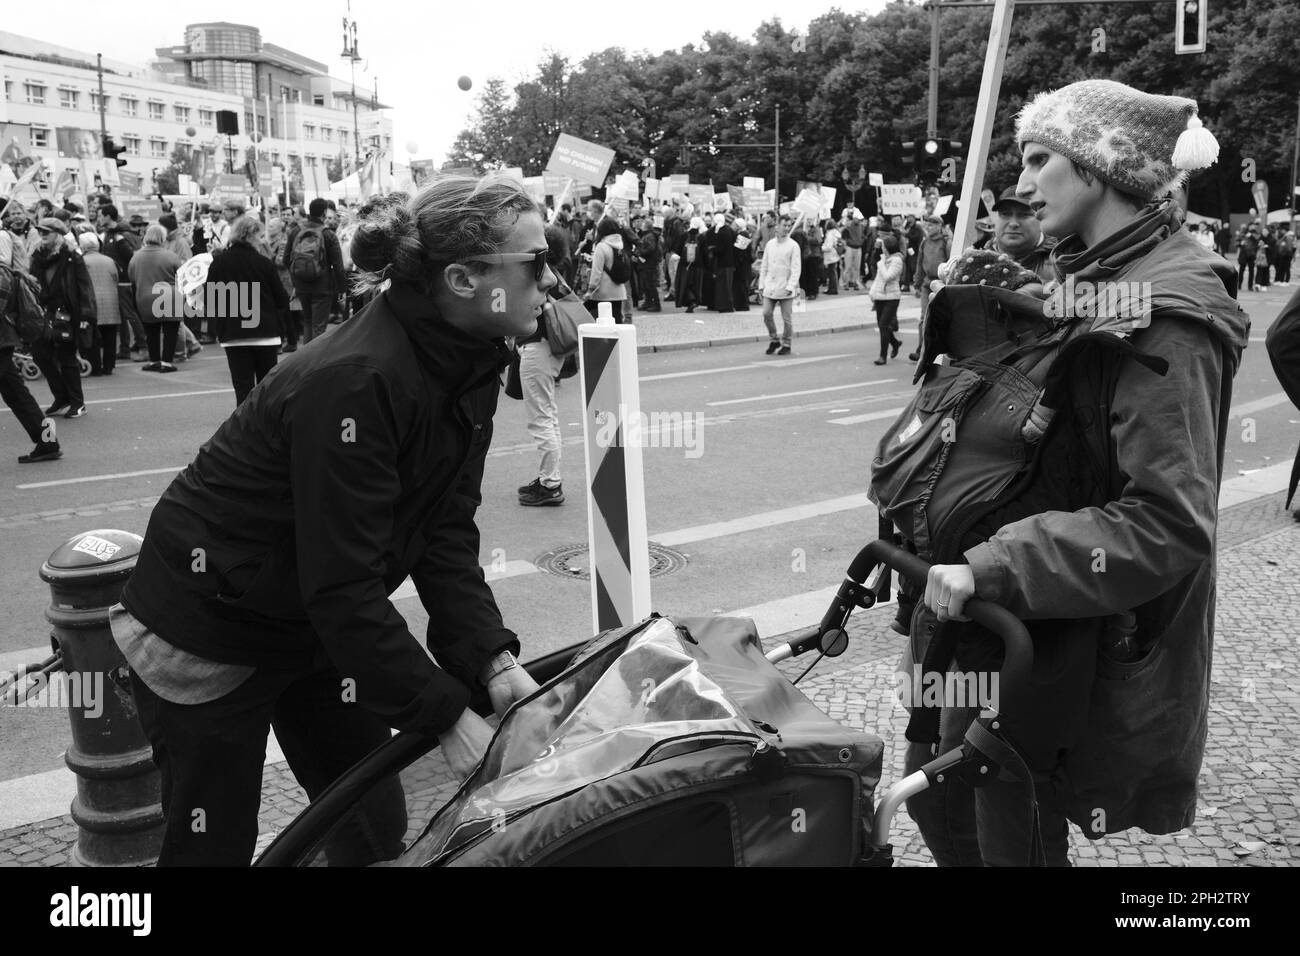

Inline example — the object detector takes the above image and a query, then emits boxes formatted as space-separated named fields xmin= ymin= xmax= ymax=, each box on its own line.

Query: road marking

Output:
xmin=390 ymin=559 xmax=537 ymax=601
xmin=1229 ymin=392 xmax=1290 ymax=418
xmin=828 ymin=407 xmax=906 ymax=426
xmin=707 ymin=381 xmax=894 ymax=407
xmin=17 ymin=467 xmax=184 ymax=491
xmin=652 ymin=494 xmax=872 ymax=547
xmin=641 ymin=353 xmax=852 ymax=381
xmin=0 ymin=388 xmax=233 ymax=415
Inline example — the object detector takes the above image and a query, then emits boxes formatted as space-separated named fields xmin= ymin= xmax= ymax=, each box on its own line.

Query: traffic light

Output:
xmin=918 ymin=137 xmax=941 ymax=186
xmin=900 ymin=141 xmax=916 ymax=181
xmin=103 ymin=136 xmax=128 ymax=168
xmin=1175 ymin=0 xmax=1207 ymax=55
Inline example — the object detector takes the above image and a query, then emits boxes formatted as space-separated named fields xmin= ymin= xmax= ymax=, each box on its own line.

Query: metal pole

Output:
xmin=96 ymin=54 xmax=107 ymax=140
xmin=928 ymin=2 xmax=940 ymax=139
xmin=1291 ymin=88 xmax=1300 ymax=221
xmin=775 ymin=104 xmax=781 ymax=203
xmin=351 ymin=59 xmax=360 ymax=170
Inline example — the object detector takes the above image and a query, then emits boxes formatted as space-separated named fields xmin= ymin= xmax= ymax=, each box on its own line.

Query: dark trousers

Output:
xmin=637 ymin=263 xmax=661 ymax=309
xmin=0 ymin=347 xmax=49 ymax=444
xmin=873 ymin=299 xmax=902 ymax=357
xmin=145 ymin=322 xmax=181 ymax=364
xmin=825 ymin=261 xmax=840 ymax=295
xmin=225 ymin=345 xmax=279 ymax=406
xmin=1239 ymin=259 xmax=1254 ymax=292
xmin=129 ymin=651 xmax=407 ymax=866
xmin=298 ymin=292 xmax=334 ymax=343
xmin=585 ymin=299 xmax=626 ymax=324
xmin=284 ymin=308 xmax=302 ymax=348
xmin=97 ymin=326 xmax=118 ymax=374
xmin=1256 ymin=263 xmax=1271 ymax=288
xmin=31 ymin=338 xmax=84 ymax=408
xmin=713 ymin=266 xmax=735 ymax=312
xmin=118 ymin=284 xmax=146 ymax=351
xmin=800 ymin=258 xmax=822 ymax=298
xmin=904 ymin=706 xmax=1070 ymax=866
xmin=1278 ymin=255 xmax=1293 ymax=284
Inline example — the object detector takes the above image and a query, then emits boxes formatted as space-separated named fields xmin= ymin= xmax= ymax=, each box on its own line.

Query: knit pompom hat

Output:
xmin=943 ymin=248 xmax=1040 ymax=290
xmin=1016 ymin=79 xmax=1219 ymax=201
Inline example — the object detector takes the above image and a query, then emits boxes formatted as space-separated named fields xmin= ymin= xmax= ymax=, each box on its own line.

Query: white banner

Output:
xmin=880 ymin=183 xmax=924 ymax=216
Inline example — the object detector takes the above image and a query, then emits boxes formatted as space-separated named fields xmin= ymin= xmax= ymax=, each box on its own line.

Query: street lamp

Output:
xmin=341 ymin=13 xmax=362 ymax=171
xmin=841 ymin=164 xmax=867 ymax=208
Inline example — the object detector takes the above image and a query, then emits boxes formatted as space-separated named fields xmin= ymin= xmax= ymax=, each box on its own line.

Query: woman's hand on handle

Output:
xmin=925 ymin=564 xmax=976 ymax=623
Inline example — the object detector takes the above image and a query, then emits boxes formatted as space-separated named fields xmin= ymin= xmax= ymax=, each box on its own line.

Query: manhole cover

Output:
xmin=535 ymin=543 xmax=688 ymax=580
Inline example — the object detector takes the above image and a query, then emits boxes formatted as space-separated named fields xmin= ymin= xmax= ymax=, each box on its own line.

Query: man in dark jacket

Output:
xmin=282 ymin=197 xmax=345 ymax=344
xmin=1 ymin=257 xmax=61 ymax=462
xmin=116 ymin=264 xmax=546 ymax=863
xmin=708 ymin=212 xmax=737 ymax=313
xmin=987 ymin=185 xmax=1058 ymax=283
xmin=97 ymin=203 xmax=146 ymax=361
xmin=1266 ymin=286 xmax=1300 ymax=518
xmin=30 ymin=219 xmax=96 ymax=418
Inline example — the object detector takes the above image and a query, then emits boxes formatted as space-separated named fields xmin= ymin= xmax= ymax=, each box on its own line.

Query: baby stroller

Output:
xmin=8 ymin=348 xmax=90 ymax=380
xmin=255 ymin=541 xmax=1032 ymax=867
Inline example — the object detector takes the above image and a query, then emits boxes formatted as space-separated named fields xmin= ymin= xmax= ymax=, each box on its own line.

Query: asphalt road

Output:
xmin=1 ymin=284 xmax=1295 ymax=781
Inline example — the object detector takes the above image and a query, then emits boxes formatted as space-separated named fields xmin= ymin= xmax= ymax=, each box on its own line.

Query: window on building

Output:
xmin=322 ymin=127 xmax=332 ymax=141
xmin=306 ymin=155 xmax=317 ymax=167
xmin=25 ymin=82 xmax=47 ymax=105
xmin=121 ymin=96 xmax=138 ymax=117
xmin=257 ymin=115 xmax=266 ymax=136
xmin=313 ymin=94 xmax=325 ymax=106
xmin=123 ymin=135 xmax=141 ymax=156
xmin=30 ymin=126 xmax=50 ymax=149
xmin=148 ymin=101 xmax=165 ymax=121
xmin=150 ymin=138 xmax=167 ymax=159
xmin=89 ymin=91 xmax=106 ymax=111
xmin=174 ymin=104 xmax=191 ymax=124
xmin=271 ymin=151 xmax=281 ymax=164
xmin=199 ymin=108 xmax=214 ymax=126
xmin=244 ymin=111 xmax=254 ymax=133
xmin=4 ymin=80 xmax=11 ymax=101
xmin=304 ymin=124 xmax=316 ymax=140
xmin=58 ymin=87 xmax=79 ymax=110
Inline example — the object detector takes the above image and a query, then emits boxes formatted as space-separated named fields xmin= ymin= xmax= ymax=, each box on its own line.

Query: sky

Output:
xmin=6 ymin=0 xmax=890 ymax=165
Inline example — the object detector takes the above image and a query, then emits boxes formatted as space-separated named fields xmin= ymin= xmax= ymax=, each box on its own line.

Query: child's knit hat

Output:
xmin=1016 ymin=79 xmax=1219 ymax=201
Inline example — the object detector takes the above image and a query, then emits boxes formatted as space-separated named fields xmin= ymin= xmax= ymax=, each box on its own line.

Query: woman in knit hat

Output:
xmin=904 ymin=79 xmax=1251 ymax=866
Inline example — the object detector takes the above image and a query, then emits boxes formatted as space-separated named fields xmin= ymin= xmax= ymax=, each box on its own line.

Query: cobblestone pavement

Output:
xmin=3 ymin=492 xmax=1296 ymax=867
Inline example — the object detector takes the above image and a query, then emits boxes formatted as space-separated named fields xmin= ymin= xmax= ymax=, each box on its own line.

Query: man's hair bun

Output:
xmin=350 ymin=203 xmax=422 ymax=278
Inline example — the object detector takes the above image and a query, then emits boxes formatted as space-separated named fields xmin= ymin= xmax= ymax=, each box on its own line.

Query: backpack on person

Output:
xmin=289 ymin=224 xmax=327 ymax=283
xmin=604 ymin=243 xmax=632 ymax=284
xmin=1 ymin=268 xmax=48 ymax=343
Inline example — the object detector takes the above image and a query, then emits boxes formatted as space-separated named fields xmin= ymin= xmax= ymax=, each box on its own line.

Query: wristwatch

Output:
xmin=482 ymin=650 xmax=518 ymax=685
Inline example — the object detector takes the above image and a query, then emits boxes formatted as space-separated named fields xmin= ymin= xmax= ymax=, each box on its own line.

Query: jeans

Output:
xmin=224 ymin=345 xmax=279 ymax=406
xmin=824 ymin=261 xmax=840 ymax=295
xmin=129 ymin=648 xmax=406 ymax=866
xmin=520 ymin=341 xmax=563 ymax=486
xmin=842 ymin=247 xmax=863 ymax=288
xmin=118 ymin=283 xmax=146 ymax=351
xmin=762 ymin=296 xmax=794 ymax=346
xmin=873 ymin=299 xmax=901 ymax=357
xmin=0 ymin=346 xmax=49 ymax=444
xmin=298 ymin=292 xmax=334 ymax=343
xmin=31 ymin=338 xmax=84 ymax=408
xmin=904 ymin=704 xmax=1070 ymax=866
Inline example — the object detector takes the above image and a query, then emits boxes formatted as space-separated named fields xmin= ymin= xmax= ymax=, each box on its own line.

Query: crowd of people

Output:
xmin=0 ymin=189 xmax=371 ymax=463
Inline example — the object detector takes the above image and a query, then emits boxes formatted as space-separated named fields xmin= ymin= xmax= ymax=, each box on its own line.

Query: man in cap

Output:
xmin=987 ymin=185 xmax=1057 ymax=283
xmin=29 ymin=218 xmax=96 ymax=419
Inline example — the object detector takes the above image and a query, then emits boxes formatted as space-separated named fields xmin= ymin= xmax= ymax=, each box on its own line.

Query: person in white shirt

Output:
xmin=758 ymin=215 xmax=802 ymax=355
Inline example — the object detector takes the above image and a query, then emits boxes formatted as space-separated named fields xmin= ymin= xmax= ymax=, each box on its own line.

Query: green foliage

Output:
xmin=446 ymin=0 xmax=1300 ymax=217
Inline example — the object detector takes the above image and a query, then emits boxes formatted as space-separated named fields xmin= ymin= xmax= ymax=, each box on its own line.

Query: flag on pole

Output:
xmin=8 ymin=157 xmax=47 ymax=205
xmin=358 ymin=152 xmax=377 ymax=199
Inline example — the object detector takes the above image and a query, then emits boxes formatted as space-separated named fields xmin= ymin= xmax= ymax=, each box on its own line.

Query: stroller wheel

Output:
xmin=78 ymin=357 xmax=92 ymax=376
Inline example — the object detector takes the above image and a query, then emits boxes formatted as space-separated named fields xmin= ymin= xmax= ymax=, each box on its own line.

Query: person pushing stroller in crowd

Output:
xmin=896 ymin=79 xmax=1249 ymax=866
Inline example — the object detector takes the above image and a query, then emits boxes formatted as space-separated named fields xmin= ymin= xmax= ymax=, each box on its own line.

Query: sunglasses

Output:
xmin=463 ymin=250 xmax=550 ymax=282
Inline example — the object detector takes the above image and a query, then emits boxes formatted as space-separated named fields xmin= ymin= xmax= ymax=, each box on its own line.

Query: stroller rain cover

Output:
xmin=398 ymin=615 xmax=883 ymax=866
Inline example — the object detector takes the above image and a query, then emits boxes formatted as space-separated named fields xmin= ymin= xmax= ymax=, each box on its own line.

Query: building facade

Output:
xmin=0 ymin=24 xmax=393 ymax=201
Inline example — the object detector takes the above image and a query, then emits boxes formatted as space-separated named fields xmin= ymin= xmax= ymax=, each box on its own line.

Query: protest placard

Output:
xmin=743 ymin=176 xmax=765 ymax=191
xmin=117 ymin=170 xmax=143 ymax=195
xmin=880 ymin=184 xmax=924 ymax=216
xmin=868 ymin=172 xmax=884 ymax=187
xmin=522 ymin=175 xmax=546 ymax=203
xmin=545 ymin=133 xmax=616 ymax=187
xmin=117 ymin=197 xmax=164 ymax=221
xmin=502 ymin=166 xmax=525 ymax=183
xmin=934 ymin=194 xmax=953 ymax=217
xmin=792 ymin=188 xmax=823 ymax=220
xmin=543 ymin=171 xmax=568 ymax=196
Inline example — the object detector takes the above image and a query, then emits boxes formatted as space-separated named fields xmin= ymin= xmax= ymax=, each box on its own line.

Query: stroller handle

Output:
xmin=847 ymin=539 xmax=1033 ymax=692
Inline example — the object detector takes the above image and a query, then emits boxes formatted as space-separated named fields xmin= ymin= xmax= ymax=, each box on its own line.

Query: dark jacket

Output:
xmin=102 ymin=223 xmax=141 ymax=283
xmin=710 ymin=224 xmax=737 ymax=269
xmin=282 ymin=218 xmax=345 ymax=296
xmin=30 ymin=246 xmax=96 ymax=326
xmin=962 ymin=200 xmax=1249 ymax=837
xmin=204 ymin=242 xmax=290 ymax=342
xmin=1265 ymin=286 xmax=1300 ymax=507
xmin=121 ymin=282 xmax=519 ymax=737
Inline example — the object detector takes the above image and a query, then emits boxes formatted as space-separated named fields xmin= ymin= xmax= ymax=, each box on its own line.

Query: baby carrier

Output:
xmin=868 ymin=283 xmax=1170 ymax=750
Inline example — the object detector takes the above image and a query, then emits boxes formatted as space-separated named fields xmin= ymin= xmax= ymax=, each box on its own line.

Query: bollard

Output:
xmin=41 ymin=529 xmax=164 ymax=866
xmin=579 ymin=302 xmax=653 ymax=633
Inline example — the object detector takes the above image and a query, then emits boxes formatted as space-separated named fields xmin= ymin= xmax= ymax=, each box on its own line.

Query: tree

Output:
xmin=154 ymin=144 xmax=192 ymax=196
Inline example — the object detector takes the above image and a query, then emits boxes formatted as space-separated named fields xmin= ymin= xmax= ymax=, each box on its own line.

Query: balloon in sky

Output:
xmin=405 ymin=139 xmax=419 ymax=155
xmin=457 ymin=76 xmax=473 ymax=91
